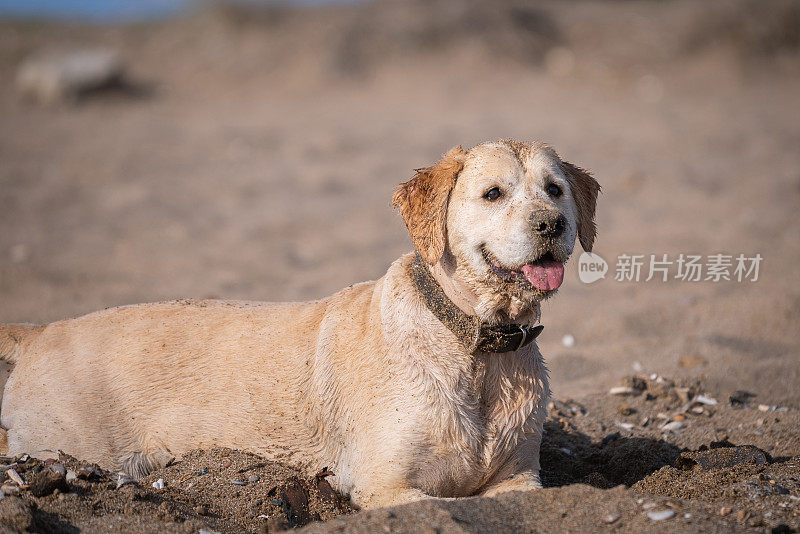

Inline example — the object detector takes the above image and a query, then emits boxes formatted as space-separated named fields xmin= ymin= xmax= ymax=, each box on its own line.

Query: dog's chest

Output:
xmin=407 ymin=353 xmax=543 ymax=496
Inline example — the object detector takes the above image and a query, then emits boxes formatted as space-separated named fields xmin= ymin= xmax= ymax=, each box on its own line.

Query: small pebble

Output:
xmin=116 ymin=473 xmax=135 ymax=489
xmin=271 ymin=498 xmax=283 ymax=506
xmin=661 ymin=421 xmax=686 ymax=432
xmin=609 ymin=386 xmax=636 ymax=396
xmin=683 ymin=513 xmax=692 ymax=519
xmin=617 ymin=404 xmax=635 ymax=416
xmin=648 ymin=510 xmax=675 ymax=521
xmin=66 ymin=471 xmax=77 ymax=481
xmin=6 ymin=469 xmax=25 ymax=485
xmin=758 ymin=404 xmax=771 ymax=412
xmin=617 ymin=422 xmax=634 ymax=430
xmin=774 ymin=485 xmax=789 ymax=495
xmin=231 ymin=479 xmax=247 ymax=486
xmin=197 ymin=468 xmax=208 ymax=476
xmin=642 ymin=502 xmax=657 ymax=510
xmin=673 ymin=414 xmax=686 ymax=422
xmin=248 ymin=475 xmax=260 ymax=483
xmin=695 ymin=395 xmax=718 ymax=406
xmin=603 ymin=512 xmax=621 ymax=524
xmin=194 ymin=504 xmax=208 ymax=515
xmin=719 ymin=506 xmax=732 ymax=516
xmin=152 ymin=478 xmax=165 ymax=490
xmin=49 ymin=464 xmax=67 ymax=477
xmin=736 ymin=510 xmax=747 ymax=520
xmin=561 ymin=334 xmax=575 ymax=348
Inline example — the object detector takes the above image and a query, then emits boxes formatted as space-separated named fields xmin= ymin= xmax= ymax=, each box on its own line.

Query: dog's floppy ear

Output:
xmin=392 ymin=146 xmax=467 ymax=264
xmin=561 ymin=161 xmax=600 ymax=252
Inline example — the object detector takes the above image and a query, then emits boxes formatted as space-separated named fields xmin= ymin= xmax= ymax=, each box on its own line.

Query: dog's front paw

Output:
xmin=353 ymin=487 xmax=447 ymax=509
xmin=480 ymin=473 xmax=542 ymax=498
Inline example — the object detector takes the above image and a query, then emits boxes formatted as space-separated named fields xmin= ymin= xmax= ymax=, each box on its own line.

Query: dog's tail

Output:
xmin=0 ymin=323 xmax=43 ymax=365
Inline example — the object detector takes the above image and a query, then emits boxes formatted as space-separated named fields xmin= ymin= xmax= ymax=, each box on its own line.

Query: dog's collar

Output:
xmin=408 ymin=252 xmax=543 ymax=353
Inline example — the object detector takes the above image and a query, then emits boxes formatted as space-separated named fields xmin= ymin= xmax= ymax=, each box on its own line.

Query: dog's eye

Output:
xmin=546 ymin=183 xmax=563 ymax=197
xmin=483 ymin=187 xmax=503 ymax=201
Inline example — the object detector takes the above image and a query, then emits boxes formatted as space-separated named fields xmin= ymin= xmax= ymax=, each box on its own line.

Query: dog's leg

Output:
xmin=118 ymin=450 xmax=175 ymax=479
xmin=352 ymin=486 xmax=453 ymax=510
xmin=478 ymin=436 xmax=543 ymax=498
xmin=479 ymin=471 xmax=542 ymax=497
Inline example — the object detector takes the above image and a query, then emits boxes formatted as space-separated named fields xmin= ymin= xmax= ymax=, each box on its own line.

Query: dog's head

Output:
xmin=393 ymin=140 xmax=600 ymax=322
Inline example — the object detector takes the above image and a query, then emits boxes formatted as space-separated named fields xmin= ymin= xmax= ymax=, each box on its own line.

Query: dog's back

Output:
xmin=0 ymin=298 xmax=336 ymax=472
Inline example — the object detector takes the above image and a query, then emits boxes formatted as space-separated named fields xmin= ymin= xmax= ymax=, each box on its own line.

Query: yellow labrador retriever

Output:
xmin=0 ymin=140 xmax=599 ymax=509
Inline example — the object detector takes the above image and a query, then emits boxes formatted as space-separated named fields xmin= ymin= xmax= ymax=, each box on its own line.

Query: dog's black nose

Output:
xmin=531 ymin=211 xmax=566 ymax=238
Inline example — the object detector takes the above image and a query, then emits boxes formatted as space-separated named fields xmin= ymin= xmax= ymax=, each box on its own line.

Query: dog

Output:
xmin=0 ymin=139 xmax=599 ymax=509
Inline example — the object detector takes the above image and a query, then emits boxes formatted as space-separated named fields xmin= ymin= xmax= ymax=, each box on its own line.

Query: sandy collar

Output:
xmin=408 ymin=252 xmax=543 ymax=354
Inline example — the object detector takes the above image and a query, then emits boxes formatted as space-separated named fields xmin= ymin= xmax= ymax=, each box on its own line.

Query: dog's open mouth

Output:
xmin=483 ymin=249 xmax=565 ymax=291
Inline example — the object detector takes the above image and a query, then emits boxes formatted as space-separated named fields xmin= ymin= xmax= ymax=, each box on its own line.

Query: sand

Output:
xmin=0 ymin=0 xmax=799 ymax=531
xmin=1 ymin=374 xmax=797 ymax=532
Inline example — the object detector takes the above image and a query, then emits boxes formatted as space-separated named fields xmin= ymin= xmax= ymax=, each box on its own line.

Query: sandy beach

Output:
xmin=0 ymin=0 xmax=799 ymax=531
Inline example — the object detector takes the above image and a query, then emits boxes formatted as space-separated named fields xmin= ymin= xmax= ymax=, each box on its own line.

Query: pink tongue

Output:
xmin=521 ymin=261 xmax=564 ymax=291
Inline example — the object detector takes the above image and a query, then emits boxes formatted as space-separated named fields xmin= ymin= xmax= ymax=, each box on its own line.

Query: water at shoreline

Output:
xmin=0 ymin=0 xmax=359 ymax=24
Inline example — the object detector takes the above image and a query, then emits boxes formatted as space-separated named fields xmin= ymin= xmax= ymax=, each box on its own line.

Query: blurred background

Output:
xmin=0 ymin=0 xmax=798 ymax=404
